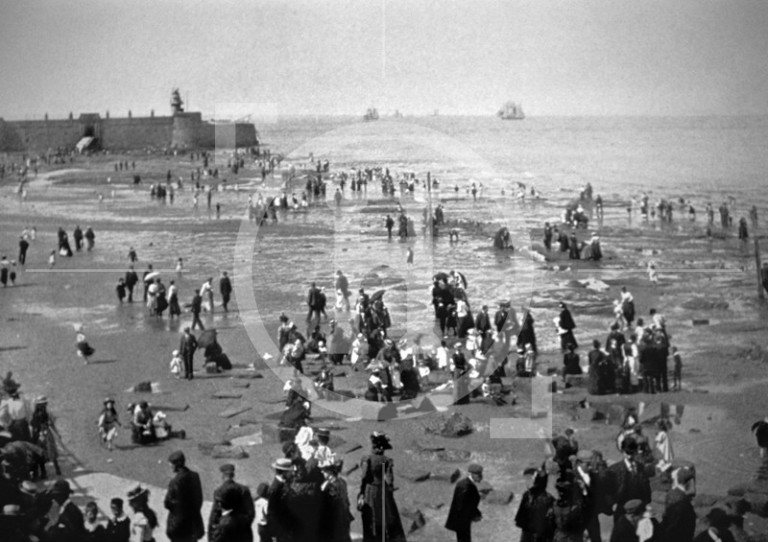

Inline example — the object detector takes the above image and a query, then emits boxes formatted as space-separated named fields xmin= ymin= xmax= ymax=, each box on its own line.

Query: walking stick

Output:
xmin=382 ymin=461 xmax=386 ymax=542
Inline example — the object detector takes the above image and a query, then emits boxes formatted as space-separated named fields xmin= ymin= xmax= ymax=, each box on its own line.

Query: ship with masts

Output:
xmin=497 ymin=101 xmax=525 ymax=120
xmin=363 ymin=107 xmax=379 ymax=121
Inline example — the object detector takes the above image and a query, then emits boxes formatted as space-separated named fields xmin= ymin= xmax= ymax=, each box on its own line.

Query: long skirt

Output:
xmin=169 ymin=293 xmax=181 ymax=316
xmin=361 ymin=484 xmax=407 ymax=542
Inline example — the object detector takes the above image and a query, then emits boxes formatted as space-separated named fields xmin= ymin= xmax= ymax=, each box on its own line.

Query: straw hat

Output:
xmin=126 ymin=485 xmax=149 ymax=501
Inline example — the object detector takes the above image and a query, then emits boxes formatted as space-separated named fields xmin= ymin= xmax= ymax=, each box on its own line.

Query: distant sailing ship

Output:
xmin=363 ymin=107 xmax=379 ymax=121
xmin=497 ymin=101 xmax=525 ymax=120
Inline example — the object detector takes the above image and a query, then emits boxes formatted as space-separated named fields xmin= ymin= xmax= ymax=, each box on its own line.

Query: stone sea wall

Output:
xmin=0 ymin=112 xmax=257 ymax=151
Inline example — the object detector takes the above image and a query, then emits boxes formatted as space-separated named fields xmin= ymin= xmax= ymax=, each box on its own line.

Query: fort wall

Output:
xmin=0 ymin=112 xmax=258 ymax=152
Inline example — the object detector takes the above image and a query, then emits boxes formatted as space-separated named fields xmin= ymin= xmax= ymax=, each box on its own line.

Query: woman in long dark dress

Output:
xmin=452 ymin=343 xmax=470 ymax=405
xmin=517 ymin=310 xmax=538 ymax=354
xmin=515 ymin=468 xmax=555 ymax=542
xmin=557 ymin=302 xmax=577 ymax=351
xmin=358 ymin=432 xmax=406 ymax=542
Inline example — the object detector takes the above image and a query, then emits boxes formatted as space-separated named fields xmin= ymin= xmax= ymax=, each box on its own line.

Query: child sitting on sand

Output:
xmin=169 ymin=350 xmax=182 ymax=379
xmin=48 ymin=250 xmax=56 ymax=268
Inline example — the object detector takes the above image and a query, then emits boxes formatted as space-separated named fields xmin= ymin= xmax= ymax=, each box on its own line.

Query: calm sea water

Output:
xmin=259 ymin=114 xmax=768 ymax=214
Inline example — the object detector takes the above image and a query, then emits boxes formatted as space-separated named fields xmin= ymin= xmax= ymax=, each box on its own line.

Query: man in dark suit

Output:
xmin=191 ymin=290 xmax=205 ymax=331
xmin=45 ymin=479 xmax=85 ymax=542
xmin=607 ymin=437 xmax=651 ymax=519
xmin=267 ymin=458 xmax=295 ymax=542
xmin=609 ymin=498 xmax=642 ymax=542
xmin=208 ymin=464 xmax=255 ymax=542
xmin=474 ymin=305 xmax=491 ymax=341
xmin=164 ymin=451 xmax=204 ymax=542
xmin=179 ymin=327 xmax=198 ymax=380
xmin=307 ymin=282 xmax=321 ymax=323
xmin=445 ymin=463 xmax=483 ymax=542
xmin=125 ymin=265 xmax=139 ymax=303
xmin=219 ymin=272 xmax=233 ymax=313
xmin=209 ymin=487 xmax=244 ymax=542
xmin=659 ymin=466 xmax=697 ymax=542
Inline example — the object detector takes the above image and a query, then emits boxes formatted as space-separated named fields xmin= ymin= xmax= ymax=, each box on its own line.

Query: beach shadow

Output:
xmin=87 ymin=359 xmax=119 ymax=365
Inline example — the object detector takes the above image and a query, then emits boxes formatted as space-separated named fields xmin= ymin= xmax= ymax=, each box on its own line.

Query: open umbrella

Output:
xmin=144 ymin=271 xmax=160 ymax=283
xmin=197 ymin=329 xmax=218 ymax=348
xmin=370 ymin=289 xmax=386 ymax=303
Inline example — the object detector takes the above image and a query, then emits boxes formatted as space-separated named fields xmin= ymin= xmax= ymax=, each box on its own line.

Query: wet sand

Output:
xmin=2 ymin=153 xmax=768 ymax=540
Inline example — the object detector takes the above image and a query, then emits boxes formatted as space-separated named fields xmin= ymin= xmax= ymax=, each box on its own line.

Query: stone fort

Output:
xmin=0 ymin=90 xmax=258 ymax=152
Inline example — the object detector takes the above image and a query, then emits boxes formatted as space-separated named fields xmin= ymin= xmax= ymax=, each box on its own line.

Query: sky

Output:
xmin=1 ymin=0 xmax=768 ymax=119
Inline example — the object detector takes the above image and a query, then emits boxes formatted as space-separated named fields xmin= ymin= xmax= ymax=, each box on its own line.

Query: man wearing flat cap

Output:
xmin=610 ymin=498 xmax=643 ymax=542
xmin=445 ymin=463 xmax=483 ymax=542
xmin=164 ymin=451 xmax=204 ymax=542
xmin=208 ymin=464 xmax=255 ymax=542
xmin=659 ymin=466 xmax=697 ymax=542
xmin=45 ymin=479 xmax=86 ymax=542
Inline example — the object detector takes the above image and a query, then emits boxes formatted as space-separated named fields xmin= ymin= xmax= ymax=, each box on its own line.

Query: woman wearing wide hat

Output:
xmin=127 ymin=485 xmax=159 ymax=542
xmin=358 ymin=432 xmax=406 ymax=542
xmin=30 ymin=396 xmax=61 ymax=478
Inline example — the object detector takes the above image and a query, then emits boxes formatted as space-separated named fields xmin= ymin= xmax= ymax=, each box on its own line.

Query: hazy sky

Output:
xmin=2 ymin=0 xmax=768 ymax=118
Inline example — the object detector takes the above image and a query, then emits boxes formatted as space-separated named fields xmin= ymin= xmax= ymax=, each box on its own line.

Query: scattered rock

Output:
xmin=213 ymin=391 xmax=243 ymax=399
xmin=693 ymin=494 xmax=721 ymax=507
xmin=399 ymin=470 xmax=431 ymax=483
xmin=229 ymin=432 xmax=263 ymax=447
xmin=341 ymin=443 xmax=363 ymax=455
xmin=234 ymin=372 xmax=264 ymax=379
xmin=485 ymin=487 xmax=515 ymax=505
xmin=219 ymin=405 xmax=252 ymax=418
xmin=399 ymin=507 xmax=426 ymax=533
xmin=430 ymin=467 xmax=461 ymax=484
xmin=132 ymin=381 xmax=153 ymax=393
xmin=229 ymin=381 xmax=251 ymax=388
xmin=424 ymin=412 xmax=474 ymax=438
xmin=476 ymin=481 xmax=494 ymax=497
xmin=211 ymin=444 xmax=249 ymax=459
xmin=681 ymin=298 xmax=729 ymax=311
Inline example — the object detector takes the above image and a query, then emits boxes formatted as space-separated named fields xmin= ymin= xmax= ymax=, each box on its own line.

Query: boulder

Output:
xmin=693 ymin=494 xmax=721 ymax=507
xmin=229 ymin=432 xmax=263 ymax=447
xmin=211 ymin=445 xmax=249 ymax=460
xmin=476 ymin=481 xmax=494 ymax=497
xmin=485 ymin=487 xmax=515 ymax=505
xmin=213 ymin=391 xmax=243 ymax=399
xmin=234 ymin=372 xmax=263 ymax=379
xmin=219 ymin=405 xmax=252 ymax=418
xmin=399 ymin=507 xmax=426 ymax=533
xmin=730 ymin=481 xmax=768 ymax=497
xmin=565 ymin=374 xmax=587 ymax=389
xmin=398 ymin=470 xmax=431 ymax=483
xmin=425 ymin=412 xmax=474 ymax=438
xmin=681 ymin=298 xmax=729 ymax=311
xmin=132 ymin=381 xmax=153 ymax=393
xmin=430 ymin=467 xmax=461 ymax=484
xmin=437 ymin=449 xmax=472 ymax=463
xmin=744 ymin=493 xmax=768 ymax=517
xmin=341 ymin=442 xmax=363 ymax=455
